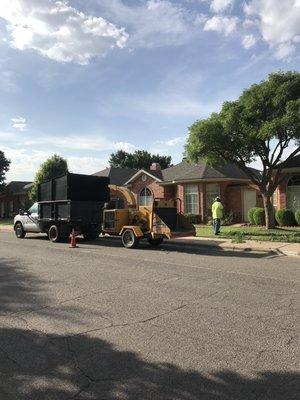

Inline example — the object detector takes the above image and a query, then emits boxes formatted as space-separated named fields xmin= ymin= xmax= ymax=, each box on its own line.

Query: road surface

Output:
xmin=0 ymin=230 xmax=299 ymax=399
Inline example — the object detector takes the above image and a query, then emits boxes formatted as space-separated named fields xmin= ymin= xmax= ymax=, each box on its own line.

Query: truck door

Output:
xmin=24 ymin=203 xmax=40 ymax=232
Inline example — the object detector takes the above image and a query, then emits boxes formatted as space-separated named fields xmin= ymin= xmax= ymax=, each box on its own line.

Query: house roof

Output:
xmin=124 ymin=169 xmax=163 ymax=185
xmin=93 ymin=167 xmax=137 ymax=186
xmin=161 ymin=160 xmax=256 ymax=183
xmin=5 ymin=181 xmax=32 ymax=195
xmin=275 ymin=154 xmax=300 ymax=169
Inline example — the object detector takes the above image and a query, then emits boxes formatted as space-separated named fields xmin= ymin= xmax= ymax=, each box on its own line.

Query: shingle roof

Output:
xmin=93 ymin=167 xmax=137 ymax=186
xmin=275 ymin=154 xmax=300 ymax=169
xmin=5 ymin=181 xmax=32 ymax=194
xmin=161 ymin=160 xmax=255 ymax=182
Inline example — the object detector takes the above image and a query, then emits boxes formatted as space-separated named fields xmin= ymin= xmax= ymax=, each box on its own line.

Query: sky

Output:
xmin=0 ymin=0 xmax=299 ymax=181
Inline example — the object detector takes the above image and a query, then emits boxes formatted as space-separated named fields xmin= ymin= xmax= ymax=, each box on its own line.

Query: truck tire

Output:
xmin=48 ymin=225 xmax=61 ymax=243
xmin=121 ymin=229 xmax=139 ymax=249
xmin=15 ymin=222 xmax=26 ymax=239
xmin=147 ymin=237 xmax=163 ymax=247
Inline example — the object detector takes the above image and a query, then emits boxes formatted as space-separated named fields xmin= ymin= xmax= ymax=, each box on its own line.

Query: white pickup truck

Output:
xmin=14 ymin=202 xmax=40 ymax=238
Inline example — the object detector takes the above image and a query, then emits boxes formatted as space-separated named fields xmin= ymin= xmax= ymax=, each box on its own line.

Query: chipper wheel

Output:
xmin=121 ymin=229 xmax=140 ymax=249
xmin=147 ymin=237 xmax=164 ymax=247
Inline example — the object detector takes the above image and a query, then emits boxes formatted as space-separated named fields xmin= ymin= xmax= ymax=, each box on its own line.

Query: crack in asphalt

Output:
xmin=49 ymin=303 xmax=188 ymax=340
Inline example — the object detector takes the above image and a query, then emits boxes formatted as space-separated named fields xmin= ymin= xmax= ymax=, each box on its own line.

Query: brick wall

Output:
xmin=226 ymin=186 xmax=242 ymax=221
xmin=129 ymin=175 xmax=164 ymax=205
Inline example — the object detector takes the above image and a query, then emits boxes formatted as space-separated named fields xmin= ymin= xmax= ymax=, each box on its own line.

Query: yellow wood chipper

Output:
xmin=102 ymin=186 xmax=195 ymax=248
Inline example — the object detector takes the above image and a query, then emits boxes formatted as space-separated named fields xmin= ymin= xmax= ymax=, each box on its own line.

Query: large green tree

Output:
xmin=109 ymin=150 xmax=172 ymax=170
xmin=29 ymin=154 xmax=68 ymax=201
xmin=0 ymin=150 xmax=10 ymax=191
xmin=186 ymin=71 xmax=300 ymax=229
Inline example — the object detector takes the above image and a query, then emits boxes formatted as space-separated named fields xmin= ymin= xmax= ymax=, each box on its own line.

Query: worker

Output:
xmin=212 ymin=196 xmax=223 ymax=235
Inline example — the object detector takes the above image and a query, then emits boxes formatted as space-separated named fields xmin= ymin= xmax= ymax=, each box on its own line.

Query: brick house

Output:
xmin=0 ymin=181 xmax=33 ymax=218
xmin=273 ymin=154 xmax=300 ymax=212
xmin=94 ymin=160 xmax=262 ymax=222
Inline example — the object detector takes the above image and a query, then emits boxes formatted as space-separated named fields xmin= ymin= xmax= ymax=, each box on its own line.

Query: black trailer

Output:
xmin=38 ymin=173 xmax=110 ymax=242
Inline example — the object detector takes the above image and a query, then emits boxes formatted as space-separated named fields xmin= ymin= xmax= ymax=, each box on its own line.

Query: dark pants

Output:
xmin=213 ymin=218 xmax=221 ymax=235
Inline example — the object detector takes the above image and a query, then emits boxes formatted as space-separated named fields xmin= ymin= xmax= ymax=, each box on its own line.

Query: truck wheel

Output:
xmin=122 ymin=229 xmax=139 ymax=249
xmin=48 ymin=225 xmax=61 ymax=243
xmin=15 ymin=222 xmax=26 ymax=239
xmin=147 ymin=237 xmax=163 ymax=247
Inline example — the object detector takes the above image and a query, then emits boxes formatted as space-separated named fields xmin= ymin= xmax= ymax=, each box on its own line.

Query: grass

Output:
xmin=0 ymin=219 xmax=13 ymax=226
xmin=196 ymin=225 xmax=300 ymax=243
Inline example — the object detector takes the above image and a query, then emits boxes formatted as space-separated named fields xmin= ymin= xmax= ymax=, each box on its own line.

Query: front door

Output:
xmin=243 ymin=190 xmax=256 ymax=221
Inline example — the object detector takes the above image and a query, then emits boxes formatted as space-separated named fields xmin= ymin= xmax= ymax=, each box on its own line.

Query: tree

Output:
xmin=109 ymin=150 xmax=172 ymax=170
xmin=29 ymin=154 xmax=68 ymax=201
xmin=0 ymin=150 xmax=10 ymax=191
xmin=186 ymin=71 xmax=300 ymax=229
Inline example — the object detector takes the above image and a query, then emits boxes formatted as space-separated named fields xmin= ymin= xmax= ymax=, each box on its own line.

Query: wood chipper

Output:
xmin=102 ymin=193 xmax=195 ymax=249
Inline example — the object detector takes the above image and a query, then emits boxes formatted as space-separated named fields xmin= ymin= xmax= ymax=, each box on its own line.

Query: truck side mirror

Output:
xmin=19 ymin=209 xmax=24 ymax=215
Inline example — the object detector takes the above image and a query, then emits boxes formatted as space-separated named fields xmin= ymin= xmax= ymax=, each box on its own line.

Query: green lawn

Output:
xmin=0 ymin=219 xmax=13 ymax=226
xmin=196 ymin=225 xmax=300 ymax=243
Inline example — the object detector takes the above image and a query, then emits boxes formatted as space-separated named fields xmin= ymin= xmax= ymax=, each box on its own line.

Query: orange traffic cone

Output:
xmin=69 ymin=228 xmax=78 ymax=248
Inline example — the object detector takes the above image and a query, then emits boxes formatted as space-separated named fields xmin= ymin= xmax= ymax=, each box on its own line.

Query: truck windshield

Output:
xmin=28 ymin=203 xmax=38 ymax=214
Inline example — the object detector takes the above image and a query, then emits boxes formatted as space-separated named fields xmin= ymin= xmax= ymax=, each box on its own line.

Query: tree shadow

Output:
xmin=0 ymin=327 xmax=298 ymax=400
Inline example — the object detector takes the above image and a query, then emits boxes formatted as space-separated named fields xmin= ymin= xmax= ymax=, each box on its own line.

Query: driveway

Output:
xmin=0 ymin=230 xmax=299 ymax=399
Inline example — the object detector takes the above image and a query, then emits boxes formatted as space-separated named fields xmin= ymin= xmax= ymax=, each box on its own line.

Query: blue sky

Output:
xmin=0 ymin=0 xmax=299 ymax=181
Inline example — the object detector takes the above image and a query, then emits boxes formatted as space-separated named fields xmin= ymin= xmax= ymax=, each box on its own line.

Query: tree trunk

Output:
xmin=262 ymin=193 xmax=275 ymax=229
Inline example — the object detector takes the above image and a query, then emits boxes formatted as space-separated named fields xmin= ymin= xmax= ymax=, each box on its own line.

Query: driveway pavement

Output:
xmin=0 ymin=231 xmax=299 ymax=399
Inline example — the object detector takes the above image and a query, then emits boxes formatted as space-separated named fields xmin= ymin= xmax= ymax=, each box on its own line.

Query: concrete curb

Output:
xmin=167 ymin=238 xmax=300 ymax=257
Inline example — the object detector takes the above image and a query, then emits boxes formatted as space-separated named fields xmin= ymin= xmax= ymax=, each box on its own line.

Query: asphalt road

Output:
xmin=0 ymin=230 xmax=299 ymax=400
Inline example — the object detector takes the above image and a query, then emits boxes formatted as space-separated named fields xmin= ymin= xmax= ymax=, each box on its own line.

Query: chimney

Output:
xmin=150 ymin=162 xmax=161 ymax=171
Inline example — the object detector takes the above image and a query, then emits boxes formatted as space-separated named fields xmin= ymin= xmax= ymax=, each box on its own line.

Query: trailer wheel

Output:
xmin=15 ymin=222 xmax=26 ymax=239
xmin=122 ymin=229 xmax=139 ymax=249
xmin=48 ymin=225 xmax=61 ymax=243
xmin=147 ymin=237 xmax=163 ymax=247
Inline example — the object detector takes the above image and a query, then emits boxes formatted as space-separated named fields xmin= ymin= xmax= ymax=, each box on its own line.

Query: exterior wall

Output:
xmin=0 ymin=193 xmax=31 ymax=218
xmin=129 ymin=176 xmax=164 ymax=206
xmin=277 ymin=173 xmax=290 ymax=210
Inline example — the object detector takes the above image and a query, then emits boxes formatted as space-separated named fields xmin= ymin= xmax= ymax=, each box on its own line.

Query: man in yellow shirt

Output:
xmin=212 ymin=196 xmax=223 ymax=235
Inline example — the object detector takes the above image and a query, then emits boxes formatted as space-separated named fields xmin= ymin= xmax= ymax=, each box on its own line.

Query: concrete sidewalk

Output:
xmin=169 ymin=236 xmax=300 ymax=256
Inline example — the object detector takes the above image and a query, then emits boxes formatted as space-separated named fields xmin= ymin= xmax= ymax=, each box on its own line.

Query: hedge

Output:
xmin=275 ymin=209 xmax=297 ymax=227
xmin=253 ymin=208 xmax=265 ymax=226
xmin=248 ymin=207 xmax=260 ymax=225
xmin=295 ymin=209 xmax=300 ymax=226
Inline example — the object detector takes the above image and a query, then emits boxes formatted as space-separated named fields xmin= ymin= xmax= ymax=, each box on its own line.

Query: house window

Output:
xmin=139 ymin=187 xmax=152 ymax=206
xmin=184 ymin=184 xmax=199 ymax=214
xmin=206 ymin=183 xmax=220 ymax=216
xmin=287 ymin=175 xmax=300 ymax=212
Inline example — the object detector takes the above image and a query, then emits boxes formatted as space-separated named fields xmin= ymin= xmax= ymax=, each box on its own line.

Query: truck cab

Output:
xmin=14 ymin=202 xmax=40 ymax=238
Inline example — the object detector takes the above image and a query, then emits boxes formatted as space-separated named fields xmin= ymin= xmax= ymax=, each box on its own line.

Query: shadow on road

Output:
xmin=0 ymin=327 xmax=299 ymax=400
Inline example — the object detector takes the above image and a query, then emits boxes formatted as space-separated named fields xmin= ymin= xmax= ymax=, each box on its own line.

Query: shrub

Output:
xmin=253 ymin=208 xmax=265 ymax=226
xmin=248 ymin=207 xmax=260 ymax=225
xmin=184 ymin=213 xmax=201 ymax=224
xmin=275 ymin=209 xmax=297 ymax=227
xmin=295 ymin=209 xmax=300 ymax=226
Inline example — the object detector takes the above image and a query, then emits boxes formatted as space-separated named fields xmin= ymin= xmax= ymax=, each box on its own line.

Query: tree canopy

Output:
xmin=29 ymin=154 xmax=68 ymax=201
xmin=186 ymin=71 xmax=300 ymax=228
xmin=109 ymin=150 xmax=172 ymax=170
xmin=0 ymin=150 xmax=10 ymax=191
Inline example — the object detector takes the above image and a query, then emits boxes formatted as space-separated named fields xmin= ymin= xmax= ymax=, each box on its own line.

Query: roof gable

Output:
xmin=124 ymin=169 xmax=163 ymax=185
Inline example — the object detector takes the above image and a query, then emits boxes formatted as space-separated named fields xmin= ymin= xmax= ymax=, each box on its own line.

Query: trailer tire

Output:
xmin=147 ymin=237 xmax=163 ymax=247
xmin=121 ymin=229 xmax=139 ymax=249
xmin=48 ymin=225 xmax=61 ymax=243
xmin=15 ymin=222 xmax=26 ymax=239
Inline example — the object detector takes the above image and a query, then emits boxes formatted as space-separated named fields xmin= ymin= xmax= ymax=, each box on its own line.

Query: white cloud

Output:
xmin=242 ymin=34 xmax=256 ymax=49
xmin=165 ymin=136 xmax=187 ymax=146
xmin=96 ymin=0 xmax=200 ymax=48
xmin=244 ymin=0 xmax=300 ymax=60
xmin=0 ymin=0 xmax=128 ymax=64
xmin=274 ymin=42 xmax=296 ymax=60
xmin=23 ymin=135 xmax=135 ymax=152
xmin=3 ymin=145 xmax=108 ymax=181
xmin=11 ymin=116 xmax=27 ymax=131
xmin=210 ymin=0 xmax=234 ymax=13
xmin=204 ymin=15 xmax=238 ymax=36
